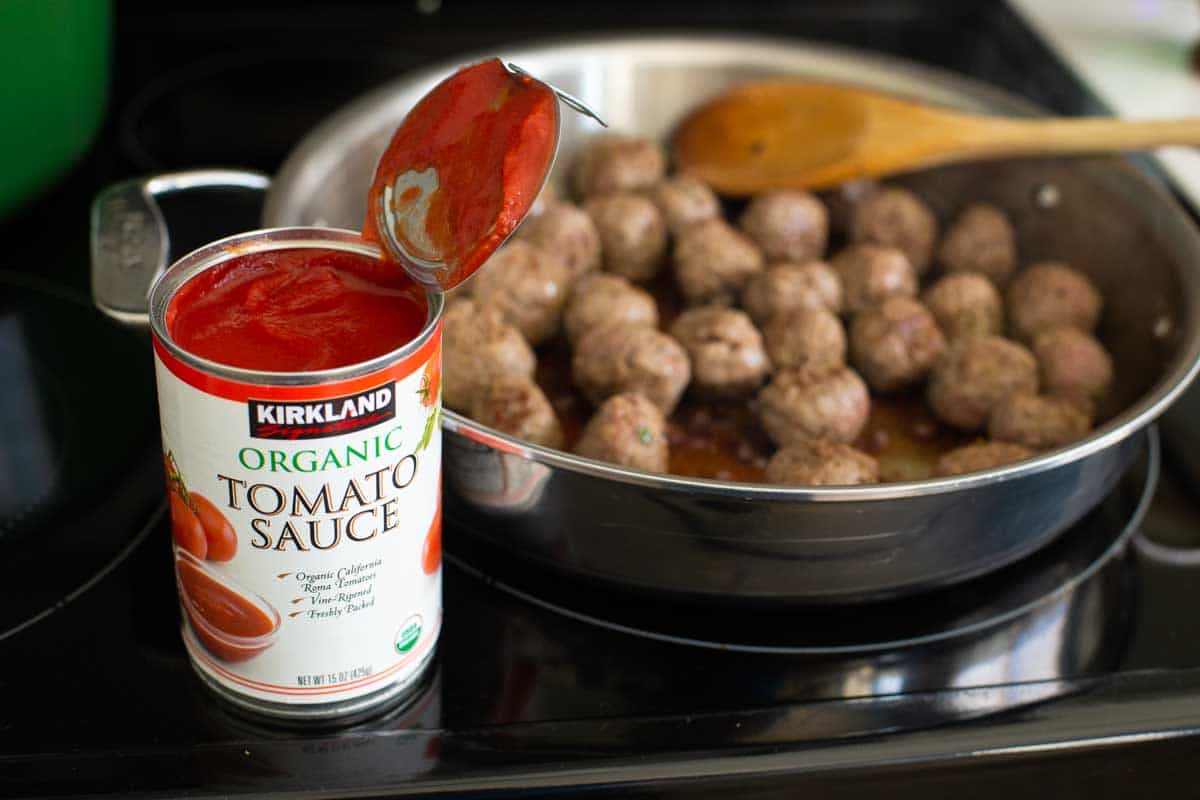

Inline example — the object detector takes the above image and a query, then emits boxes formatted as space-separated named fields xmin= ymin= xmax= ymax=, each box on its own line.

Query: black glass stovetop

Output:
xmin=4 ymin=2 xmax=1200 ymax=797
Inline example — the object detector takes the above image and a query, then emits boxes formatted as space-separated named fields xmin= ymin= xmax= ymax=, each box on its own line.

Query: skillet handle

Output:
xmin=89 ymin=169 xmax=271 ymax=328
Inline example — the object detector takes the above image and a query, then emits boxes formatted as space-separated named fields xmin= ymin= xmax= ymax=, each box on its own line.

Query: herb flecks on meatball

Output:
xmin=574 ymin=392 xmax=669 ymax=472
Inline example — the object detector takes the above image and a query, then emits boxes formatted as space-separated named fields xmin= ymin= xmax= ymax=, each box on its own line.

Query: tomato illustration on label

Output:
xmin=418 ymin=356 xmax=441 ymax=408
xmin=422 ymin=495 xmax=442 ymax=575
xmin=169 ymin=491 xmax=207 ymax=559
xmin=193 ymin=493 xmax=237 ymax=561
xmin=165 ymin=451 xmax=238 ymax=561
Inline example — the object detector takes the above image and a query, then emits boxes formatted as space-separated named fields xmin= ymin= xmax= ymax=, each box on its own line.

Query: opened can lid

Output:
xmin=363 ymin=58 xmax=560 ymax=291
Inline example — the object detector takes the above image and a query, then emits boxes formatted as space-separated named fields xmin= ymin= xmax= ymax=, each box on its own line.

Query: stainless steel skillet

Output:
xmin=264 ymin=34 xmax=1200 ymax=603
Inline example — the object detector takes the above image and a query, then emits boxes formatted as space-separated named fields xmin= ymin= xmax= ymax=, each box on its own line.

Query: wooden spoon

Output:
xmin=673 ymin=81 xmax=1200 ymax=195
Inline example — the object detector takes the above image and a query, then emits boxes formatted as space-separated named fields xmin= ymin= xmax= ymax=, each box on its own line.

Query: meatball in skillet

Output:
xmin=757 ymin=365 xmax=871 ymax=446
xmin=670 ymin=307 xmax=771 ymax=396
xmin=571 ymin=133 xmax=666 ymax=198
xmin=765 ymin=439 xmax=879 ymax=486
xmin=573 ymin=323 xmax=691 ymax=414
xmin=922 ymin=272 xmax=1003 ymax=340
xmin=574 ymin=392 xmax=669 ymax=472
xmin=585 ymin=192 xmax=669 ymax=282
xmin=1032 ymin=325 xmax=1114 ymax=402
xmin=926 ymin=335 xmax=1039 ymax=431
xmin=442 ymin=300 xmax=536 ymax=412
xmin=762 ymin=307 xmax=846 ymax=373
xmin=516 ymin=202 xmax=602 ymax=281
xmin=468 ymin=376 xmax=564 ymax=449
xmin=832 ymin=244 xmax=918 ymax=314
xmin=850 ymin=186 xmax=938 ymax=275
xmin=822 ymin=178 xmax=880 ymax=237
xmin=673 ymin=218 xmax=765 ymax=307
xmin=937 ymin=203 xmax=1018 ymax=286
xmin=471 ymin=241 xmax=571 ymax=347
xmin=651 ymin=174 xmax=721 ymax=234
xmin=562 ymin=272 xmax=659 ymax=346
xmin=741 ymin=260 xmax=843 ymax=325
xmin=1006 ymin=261 xmax=1103 ymax=342
xmin=849 ymin=297 xmax=946 ymax=393
xmin=738 ymin=190 xmax=829 ymax=264
xmin=987 ymin=392 xmax=1092 ymax=451
xmin=934 ymin=441 xmax=1035 ymax=477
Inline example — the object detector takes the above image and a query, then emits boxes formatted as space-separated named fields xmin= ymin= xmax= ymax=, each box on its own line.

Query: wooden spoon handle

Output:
xmin=959 ymin=116 xmax=1200 ymax=157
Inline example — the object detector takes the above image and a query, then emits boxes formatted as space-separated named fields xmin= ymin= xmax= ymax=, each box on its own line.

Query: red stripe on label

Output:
xmin=153 ymin=323 xmax=441 ymax=403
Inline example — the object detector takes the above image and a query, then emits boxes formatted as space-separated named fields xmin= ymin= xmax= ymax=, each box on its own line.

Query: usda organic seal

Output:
xmin=395 ymin=615 xmax=423 ymax=654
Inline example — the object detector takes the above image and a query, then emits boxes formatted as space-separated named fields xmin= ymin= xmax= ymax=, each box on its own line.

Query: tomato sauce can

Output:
xmin=149 ymin=227 xmax=444 ymax=722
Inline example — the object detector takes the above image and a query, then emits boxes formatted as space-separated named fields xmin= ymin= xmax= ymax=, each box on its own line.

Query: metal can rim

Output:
xmin=148 ymin=226 xmax=445 ymax=386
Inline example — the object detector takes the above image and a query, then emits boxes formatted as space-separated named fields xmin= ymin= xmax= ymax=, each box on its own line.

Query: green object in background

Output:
xmin=0 ymin=0 xmax=110 ymax=217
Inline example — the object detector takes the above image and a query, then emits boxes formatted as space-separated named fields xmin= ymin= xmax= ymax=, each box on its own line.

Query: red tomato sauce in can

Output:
xmin=167 ymin=249 xmax=428 ymax=372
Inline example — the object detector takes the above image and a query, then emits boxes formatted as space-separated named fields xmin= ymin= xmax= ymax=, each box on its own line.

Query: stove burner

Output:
xmin=0 ymin=274 xmax=164 ymax=640
xmin=119 ymin=49 xmax=428 ymax=172
xmin=449 ymin=429 xmax=1155 ymax=655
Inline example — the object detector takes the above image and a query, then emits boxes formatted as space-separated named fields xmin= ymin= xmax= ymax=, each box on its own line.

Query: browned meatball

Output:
xmin=757 ymin=366 xmax=871 ymax=446
xmin=741 ymin=261 xmax=843 ymax=324
xmin=673 ymin=218 xmax=765 ymax=306
xmin=738 ymin=190 xmax=829 ymax=263
xmin=651 ymin=175 xmax=721 ymax=234
xmin=468 ymin=376 xmax=564 ymax=449
xmin=670 ymin=307 xmax=770 ymax=396
xmin=934 ymin=441 xmax=1035 ymax=477
xmin=443 ymin=300 xmax=537 ymax=412
xmin=570 ymin=133 xmax=667 ymax=198
xmin=574 ymin=392 xmax=668 ymax=472
xmin=823 ymin=178 xmax=880 ymax=236
xmin=562 ymin=272 xmax=659 ymax=345
xmin=831 ymin=244 xmax=918 ymax=314
xmin=472 ymin=241 xmax=570 ymax=347
xmin=765 ymin=439 xmax=879 ymax=486
xmin=573 ymin=323 xmax=691 ymax=414
xmin=1007 ymin=261 xmax=1103 ymax=342
xmin=529 ymin=182 xmax=560 ymax=217
xmin=1032 ymin=326 xmax=1114 ymax=401
xmin=849 ymin=297 xmax=946 ymax=393
xmin=851 ymin=186 xmax=938 ymax=274
xmin=922 ymin=272 xmax=1003 ymax=340
xmin=516 ymin=202 xmax=601 ymax=281
xmin=937 ymin=203 xmax=1018 ymax=285
xmin=926 ymin=335 xmax=1039 ymax=431
xmin=585 ymin=192 xmax=668 ymax=282
xmin=763 ymin=307 xmax=846 ymax=372
xmin=988 ymin=392 xmax=1092 ymax=451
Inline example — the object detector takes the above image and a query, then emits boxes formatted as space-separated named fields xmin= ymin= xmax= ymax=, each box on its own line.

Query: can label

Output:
xmin=152 ymin=328 xmax=442 ymax=706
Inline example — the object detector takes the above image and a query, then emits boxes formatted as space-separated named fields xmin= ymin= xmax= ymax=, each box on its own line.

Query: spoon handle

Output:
xmin=960 ymin=116 xmax=1200 ymax=156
